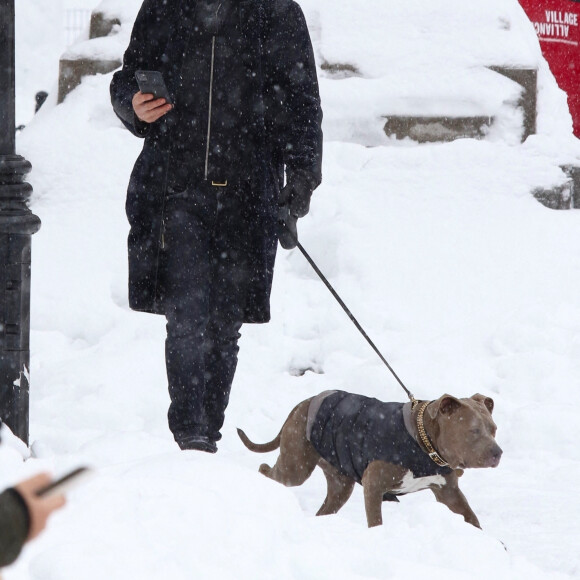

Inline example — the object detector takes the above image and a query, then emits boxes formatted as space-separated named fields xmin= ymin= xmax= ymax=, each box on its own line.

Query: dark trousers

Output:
xmin=163 ymin=182 xmax=251 ymax=442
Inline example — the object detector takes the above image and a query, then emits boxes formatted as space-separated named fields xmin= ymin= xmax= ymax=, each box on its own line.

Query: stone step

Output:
xmin=383 ymin=115 xmax=492 ymax=143
xmin=57 ymin=11 xmax=121 ymax=104
xmin=383 ymin=67 xmax=537 ymax=144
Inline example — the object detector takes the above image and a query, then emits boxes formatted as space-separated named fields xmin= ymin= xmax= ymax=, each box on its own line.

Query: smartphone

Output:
xmin=135 ymin=70 xmax=172 ymax=103
xmin=35 ymin=467 xmax=92 ymax=497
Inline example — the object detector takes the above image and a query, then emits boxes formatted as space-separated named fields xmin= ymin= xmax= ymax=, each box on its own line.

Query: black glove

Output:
xmin=277 ymin=170 xmax=318 ymax=249
xmin=278 ymin=170 xmax=317 ymax=218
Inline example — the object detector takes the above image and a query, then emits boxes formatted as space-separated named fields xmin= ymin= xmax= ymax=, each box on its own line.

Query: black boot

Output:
xmin=177 ymin=435 xmax=217 ymax=453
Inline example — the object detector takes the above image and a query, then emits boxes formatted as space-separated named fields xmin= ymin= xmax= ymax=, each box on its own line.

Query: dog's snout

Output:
xmin=488 ymin=444 xmax=503 ymax=468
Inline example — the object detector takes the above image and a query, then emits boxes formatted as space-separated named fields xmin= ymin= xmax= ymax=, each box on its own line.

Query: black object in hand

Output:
xmin=35 ymin=467 xmax=92 ymax=497
xmin=135 ymin=70 xmax=172 ymax=103
xmin=277 ymin=205 xmax=298 ymax=250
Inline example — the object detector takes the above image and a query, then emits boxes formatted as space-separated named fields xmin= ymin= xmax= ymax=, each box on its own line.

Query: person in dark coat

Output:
xmin=0 ymin=425 xmax=66 ymax=568
xmin=0 ymin=474 xmax=65 ymax=568
xmin=110 ymin=0 xmax=323 ymax=452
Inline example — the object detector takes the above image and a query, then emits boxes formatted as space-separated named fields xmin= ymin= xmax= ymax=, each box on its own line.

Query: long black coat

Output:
xmin=110 ymin=0 xmax=323 ymax=322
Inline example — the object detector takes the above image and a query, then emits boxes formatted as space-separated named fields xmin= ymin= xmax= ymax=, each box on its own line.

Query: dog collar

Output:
xmin=416 ymin=401 xmax=449 ymax=467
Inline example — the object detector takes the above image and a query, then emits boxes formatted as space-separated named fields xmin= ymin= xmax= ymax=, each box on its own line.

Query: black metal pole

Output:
xmin=0 ymin=0 xmax=16 ymax=155
xmin=0 ymin=0 xmax=41 ymax=445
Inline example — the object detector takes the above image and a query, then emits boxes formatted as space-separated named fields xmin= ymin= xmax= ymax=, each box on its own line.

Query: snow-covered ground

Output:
xmin=3 ymin=0 xmax=580 ymax=578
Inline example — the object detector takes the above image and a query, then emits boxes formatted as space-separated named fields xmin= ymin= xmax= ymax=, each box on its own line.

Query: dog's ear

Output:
xmin=471 ymin=394 xmax=494 ymax=415
xmin=428 ymin=395 xmax=462 ymax=420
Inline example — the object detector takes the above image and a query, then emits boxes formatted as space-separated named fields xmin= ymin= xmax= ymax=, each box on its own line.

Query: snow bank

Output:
xmin=5 ymin=1 xmax=580 ymax=579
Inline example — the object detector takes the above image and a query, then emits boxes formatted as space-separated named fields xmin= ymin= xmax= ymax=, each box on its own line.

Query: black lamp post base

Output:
xmin=0 ymin=153 xmax=41 ymax=445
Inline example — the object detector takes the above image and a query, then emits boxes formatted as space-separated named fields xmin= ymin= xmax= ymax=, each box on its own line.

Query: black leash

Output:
xmin=280 ymin=218 xmax=416 ymax=403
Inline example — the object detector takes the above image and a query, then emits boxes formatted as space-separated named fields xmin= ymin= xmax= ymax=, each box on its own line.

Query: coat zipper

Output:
xmin=204 ymin=35 xmax=216 ymax=180
xmin=163 ymin=27 xmax=216 ymax=248
xmin=164 ymin=33 xmax=216 ymax=247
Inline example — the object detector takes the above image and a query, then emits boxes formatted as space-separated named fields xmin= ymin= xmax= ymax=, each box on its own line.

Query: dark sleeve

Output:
xmin=110 ymin=0 xmax=173 ymax=137
xmin=0 ymin=488 xmax=30 ymax=568
xmin=263 ymin=0 xmax=323 ymax=186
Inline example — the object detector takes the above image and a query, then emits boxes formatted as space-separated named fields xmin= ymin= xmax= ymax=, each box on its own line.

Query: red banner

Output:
xmin=519 ymin=0 xmax=580 ymax=136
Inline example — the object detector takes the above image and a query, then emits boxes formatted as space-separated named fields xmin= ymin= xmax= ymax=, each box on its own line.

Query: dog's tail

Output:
xmin=237 ymin=427 xmax=281 ymax=453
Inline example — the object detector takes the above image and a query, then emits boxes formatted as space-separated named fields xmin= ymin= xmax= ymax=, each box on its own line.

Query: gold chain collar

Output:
xmin=415 ymin=400 xmax=449 ymax=468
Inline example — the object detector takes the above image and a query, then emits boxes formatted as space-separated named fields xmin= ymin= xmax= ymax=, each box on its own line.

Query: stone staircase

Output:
xmin=58 ymin=8 xmax=578 ymax=210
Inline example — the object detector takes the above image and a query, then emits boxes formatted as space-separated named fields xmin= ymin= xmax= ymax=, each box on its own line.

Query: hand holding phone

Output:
xmin=133 ymin=70 xmax=173 ymax=123
xmin=132 ymin=89 xmax=173 ymax=124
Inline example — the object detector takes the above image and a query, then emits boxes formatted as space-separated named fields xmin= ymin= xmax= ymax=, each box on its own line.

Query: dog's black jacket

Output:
xmin=309 ymin=391 xmax=452 ymax=486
